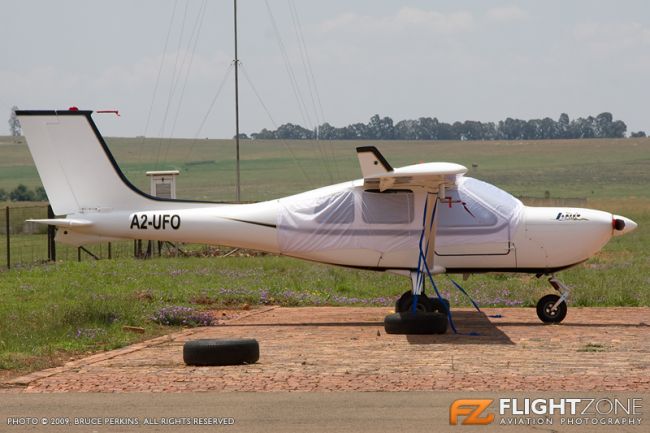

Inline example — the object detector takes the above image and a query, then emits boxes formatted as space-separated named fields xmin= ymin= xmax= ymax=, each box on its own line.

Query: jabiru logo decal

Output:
xmin=555 ymin=212 xmax=588 ymax=221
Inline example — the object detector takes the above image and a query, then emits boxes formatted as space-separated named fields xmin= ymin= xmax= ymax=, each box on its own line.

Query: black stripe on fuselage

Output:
xmin=221 ymin=217 xmax=277 ymax=229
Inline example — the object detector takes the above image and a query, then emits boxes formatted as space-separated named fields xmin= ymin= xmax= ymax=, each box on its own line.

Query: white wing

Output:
xmin=356 ymin=146 xmax=467 ymax=192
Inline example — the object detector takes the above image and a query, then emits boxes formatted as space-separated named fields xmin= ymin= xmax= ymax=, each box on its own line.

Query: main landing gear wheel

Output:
xmin=384 ymin=311 xmax=448 ymax=335
xmin=183 ymin=338 xmax=260 ymax=366
xmin=536 ymin=294 xmax=567 ymax=324
xmin=395 ymin=291 xmax=432 ymax=312
xmin=395 ymin=291 xmax=450 ymax=314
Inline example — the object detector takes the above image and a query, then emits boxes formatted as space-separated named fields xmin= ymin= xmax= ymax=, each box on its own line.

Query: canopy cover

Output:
xmin=277 ymin=177 xmax=523 ymax=254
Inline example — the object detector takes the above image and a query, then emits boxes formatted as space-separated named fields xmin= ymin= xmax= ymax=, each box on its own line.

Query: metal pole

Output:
xmin=47 ymin=205 xmax=56 ymax=262
xmin=233 ymin=0 xmax=241 ymax=202
xmin=5 ymin=206 xmax=10 ymax=269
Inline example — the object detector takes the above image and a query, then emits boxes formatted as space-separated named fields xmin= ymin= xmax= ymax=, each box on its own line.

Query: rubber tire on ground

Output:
xmin=183 ymin=338 xmax=259 ymax=366
xmin=384 ymin=312 xmax=448 ymax=335
xmin=536 ymin=294 xmax=567 ymax=324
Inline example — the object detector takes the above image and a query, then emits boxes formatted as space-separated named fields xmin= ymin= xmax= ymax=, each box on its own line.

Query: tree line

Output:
xmin=248 ymin=112 xmax=646 ymax=141
xmin=0 ymin=185 xmax=48 ymax=202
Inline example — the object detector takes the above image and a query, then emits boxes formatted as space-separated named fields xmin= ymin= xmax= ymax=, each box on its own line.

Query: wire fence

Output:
xmin=0 ymin=204 xmax=192 ymax=270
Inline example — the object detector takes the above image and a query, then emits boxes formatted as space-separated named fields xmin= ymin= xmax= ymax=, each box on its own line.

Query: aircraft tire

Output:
xmin=536 ymin=294 xmax=567 ymax=323
xmin=183 ymin=338 xmax=259 ymax=366
xmin=429 ymin=297 xmax=451 ymax=314
xmin=384 ymin=312 xmax=448 ymax=335
xmin=395 ymin=291 xmax=449 ymax=314
xmin=395 ymin=291 xmax=433 ymax=313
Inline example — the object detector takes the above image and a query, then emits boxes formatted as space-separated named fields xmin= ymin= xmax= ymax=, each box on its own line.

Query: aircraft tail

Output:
xmin=16 ymin=110 xmax=197 ymax=215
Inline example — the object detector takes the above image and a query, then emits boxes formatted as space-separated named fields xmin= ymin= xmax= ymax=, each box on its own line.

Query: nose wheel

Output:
xmin=536 ymin=294 xmax=567 ymax=323
xmin=536 ymin=275 xmax=570 ymax=323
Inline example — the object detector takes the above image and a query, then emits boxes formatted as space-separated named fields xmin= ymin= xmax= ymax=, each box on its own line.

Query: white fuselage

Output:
xmin=17 ymin=110 xmax=637 ymax=278
xmin=58 ymin=180 xmax=632 ymax=275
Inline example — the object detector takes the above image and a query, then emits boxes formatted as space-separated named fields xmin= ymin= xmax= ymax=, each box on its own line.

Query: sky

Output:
xmin=1 ymin=0 xmax=649 ymax=138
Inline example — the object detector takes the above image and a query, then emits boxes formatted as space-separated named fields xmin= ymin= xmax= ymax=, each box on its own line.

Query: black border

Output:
xmin=356 ymin=145 xmax=393 ymax=172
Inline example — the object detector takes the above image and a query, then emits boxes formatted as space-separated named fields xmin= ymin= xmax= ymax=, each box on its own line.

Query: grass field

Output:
xmin=2 ymin=135 xmax=649 ymax=201
xmin=0 ymin=135 xmax=649 ymax=376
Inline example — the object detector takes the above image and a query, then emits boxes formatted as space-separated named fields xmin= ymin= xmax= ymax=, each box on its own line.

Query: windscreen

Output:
xmin=436 ymin=177 xmax=523 ymax=246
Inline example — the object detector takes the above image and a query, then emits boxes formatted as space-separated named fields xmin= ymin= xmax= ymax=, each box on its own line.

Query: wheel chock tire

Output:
xmin=183 ymin=338 xmax=259 ymax=366
xmin=384 ymin=312 xmax=448 ymax=335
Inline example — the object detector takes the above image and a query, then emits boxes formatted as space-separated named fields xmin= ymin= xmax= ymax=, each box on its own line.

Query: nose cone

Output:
xmin=612 ymin=215 xmax=638 ymax=236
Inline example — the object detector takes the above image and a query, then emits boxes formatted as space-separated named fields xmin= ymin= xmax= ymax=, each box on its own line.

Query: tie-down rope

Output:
xmin=414 ymin=192 xmax=482 ymax=335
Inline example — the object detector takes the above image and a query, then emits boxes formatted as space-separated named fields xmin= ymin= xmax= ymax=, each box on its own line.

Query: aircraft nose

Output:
xmin=612 ymin=215 xmax=638 ymax=236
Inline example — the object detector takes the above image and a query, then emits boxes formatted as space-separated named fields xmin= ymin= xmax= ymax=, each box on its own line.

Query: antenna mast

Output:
xmin=233 ymin=0 xmax=241 ymax=201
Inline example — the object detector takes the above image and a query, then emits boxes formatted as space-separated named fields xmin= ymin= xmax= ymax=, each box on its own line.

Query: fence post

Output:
xmin=5 ymin=206 xmax=9 ymax=269
xmin=47 ymin=205 xmax=56 ymax=261
xmin=108 ymin=242 xmax=112 ymax=259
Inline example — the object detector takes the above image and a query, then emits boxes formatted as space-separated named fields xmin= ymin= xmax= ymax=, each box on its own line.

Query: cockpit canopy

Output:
xmin=277 ymin=177 xmax=523 ymax=254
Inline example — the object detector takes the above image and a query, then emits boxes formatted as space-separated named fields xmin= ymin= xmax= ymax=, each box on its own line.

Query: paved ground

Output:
xmin=3 ymin=307 xmax=650 ymax=393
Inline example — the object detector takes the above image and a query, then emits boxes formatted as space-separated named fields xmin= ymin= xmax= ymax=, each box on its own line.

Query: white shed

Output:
xmin=145 ymin=170 xmax=180 ymax=199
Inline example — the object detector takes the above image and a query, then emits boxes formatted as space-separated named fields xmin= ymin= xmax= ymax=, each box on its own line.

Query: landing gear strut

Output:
xmin=536 ymin=275 xmax=569 ymax=323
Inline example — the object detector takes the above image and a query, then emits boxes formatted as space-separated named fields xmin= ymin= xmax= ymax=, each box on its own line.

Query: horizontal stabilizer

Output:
xmin=27 ymin=218 xmax=93 ymax=227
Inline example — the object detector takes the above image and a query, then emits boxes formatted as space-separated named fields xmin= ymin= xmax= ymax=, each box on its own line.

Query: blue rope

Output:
xmin=416 ymin=195 xmax=459 ymax=333
xmin=411 ymin=294 xmax=419 ymax=313
xmin=414 ymin=193 xmax=429 ymax=296
xmin=447 ymin=276 xmax=482 ymax=313
xmin=415 ymin=193 xmax=483 ymax=336
xmin=418 ymin=246 xmax=458 ymax=333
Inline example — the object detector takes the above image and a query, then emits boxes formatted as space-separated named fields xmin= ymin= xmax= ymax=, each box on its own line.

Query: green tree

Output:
xmin=9 ymin=184 xmax=35 ymax=201
xmin=9 ymin=105 xmax=21 ymax=136
xmin=558 ymin=113 xmax=570 ymax=138
xmin=275 ymin=123 xmax=314 ymax=139
xmin=0 ymin=188 xmax=6 ymax=201
xmin=34 ymin=186 xmax=48 ymax=201
xmin=367 ymin=114 xmax=395 ymax=139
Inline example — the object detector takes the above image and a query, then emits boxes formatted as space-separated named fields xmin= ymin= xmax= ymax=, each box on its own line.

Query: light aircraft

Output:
xmin=17 ymin=109 xmax=638 ymax=333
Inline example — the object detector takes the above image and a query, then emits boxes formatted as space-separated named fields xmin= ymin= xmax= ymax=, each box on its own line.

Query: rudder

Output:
xmin=18 ymin=110 xmax=154 ymax=215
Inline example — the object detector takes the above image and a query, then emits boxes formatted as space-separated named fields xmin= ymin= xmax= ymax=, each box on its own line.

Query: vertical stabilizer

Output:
xmin=18 ymin=110 xmax=170 ymax=215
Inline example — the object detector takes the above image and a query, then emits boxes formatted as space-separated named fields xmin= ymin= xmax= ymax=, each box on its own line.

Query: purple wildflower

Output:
xmin=151 ymin=306 xmax=214 ymax=327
